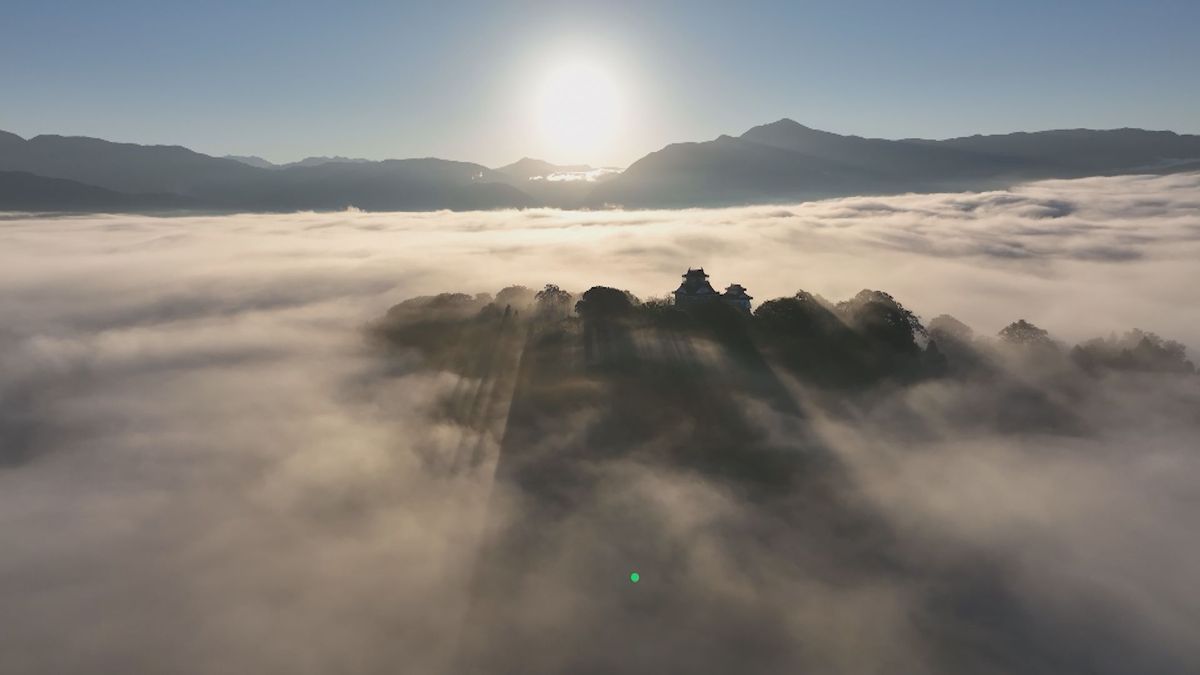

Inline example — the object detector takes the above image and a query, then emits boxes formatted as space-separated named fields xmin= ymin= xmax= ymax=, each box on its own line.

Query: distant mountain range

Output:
xmin=590 ymin=119 xmax=1200 ymax=207
xmin=223 ymin=154 xmax=373 ymax=169
xmin=2 ymin=120 xmax=1199 ymax=212
xmin=493 ymin=157 xmax=594 ymax=181
xmin=0 ymin=170 xmax=192 ymax=211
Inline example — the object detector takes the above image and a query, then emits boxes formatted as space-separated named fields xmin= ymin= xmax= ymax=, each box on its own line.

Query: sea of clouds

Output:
xmin=1 ymin=172 xmax=1198 ymax=673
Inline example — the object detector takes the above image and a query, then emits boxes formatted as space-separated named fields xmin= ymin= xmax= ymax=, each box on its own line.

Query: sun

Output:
xmin=535 ymin=60 xmax=622 ymax=163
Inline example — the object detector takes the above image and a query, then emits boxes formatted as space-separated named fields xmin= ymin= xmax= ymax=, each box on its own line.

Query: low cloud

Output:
xmin=1 ymin=173 xmax=1198 ymax=673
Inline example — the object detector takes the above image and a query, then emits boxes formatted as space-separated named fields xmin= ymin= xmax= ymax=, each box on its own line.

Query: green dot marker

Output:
xmin=629 ymin=571 xmax=640 ymax=583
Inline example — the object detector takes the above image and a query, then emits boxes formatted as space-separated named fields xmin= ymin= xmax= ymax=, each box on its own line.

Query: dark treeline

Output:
xmin=375 ymin=282 xmax=1194 ymax=392
xmin=370 ymin=280 xmax=1195 ymax=493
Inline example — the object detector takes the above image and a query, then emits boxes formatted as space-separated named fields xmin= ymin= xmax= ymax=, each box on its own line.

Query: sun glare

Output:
xmin=535 ymin=60 xmax=622 ymax=163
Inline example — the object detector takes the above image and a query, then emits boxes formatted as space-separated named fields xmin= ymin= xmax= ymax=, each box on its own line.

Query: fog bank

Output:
xmin=1 ymin=173 xmax=1198 ymax=673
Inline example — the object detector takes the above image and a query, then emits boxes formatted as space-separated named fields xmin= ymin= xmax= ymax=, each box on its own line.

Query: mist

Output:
xmin=2 ymin=172 xmax=1199 ymax=674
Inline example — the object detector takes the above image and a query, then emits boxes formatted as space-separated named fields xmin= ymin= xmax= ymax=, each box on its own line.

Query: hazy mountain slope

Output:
xmin=282 ymin=156 xmax=372 ymax=169
xmin=589 ymin=134 xmax=883 ymax=207
xmin=0 ymin=170 xmax=192 ymax=211
xmin=0 ymin=133 xmax=263 ymax=195
xmin=490 ymin=157 xmax=615 ymax=208
xmin=224 ymin=155 xmax=374 ymax=169
xmin=741 ymin=118 xmax=1041 ymax=185
xmin=593 ymin=121 xmax=1200 ymax=208
xmin=5 ymin=123 xmax=1200 ymax=212
xmin=493 ymin=157 xmax=593 ymax=181
xmin=224 ymin=155 xmax=277 ymax=169
xmin=190 ymin=158 xmax=533 ymax=211
xmin=0 ymin=131 xmax=531 ymax=211
xmin=924 ymin=128 xmax=1200 ymax=172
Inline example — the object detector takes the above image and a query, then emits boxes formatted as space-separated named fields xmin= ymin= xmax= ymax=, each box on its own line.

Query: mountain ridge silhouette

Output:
xmin=3 ymin=120 xmax=1199 ymax=212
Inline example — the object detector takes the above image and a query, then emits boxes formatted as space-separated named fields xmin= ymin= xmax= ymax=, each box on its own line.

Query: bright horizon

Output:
xmin=3 ymin=0 xmax=1199 ymax=167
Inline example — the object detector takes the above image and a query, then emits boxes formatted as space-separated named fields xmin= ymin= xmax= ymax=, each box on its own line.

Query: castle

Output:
xmin=673 ymin=268 xmax=753 ymax=313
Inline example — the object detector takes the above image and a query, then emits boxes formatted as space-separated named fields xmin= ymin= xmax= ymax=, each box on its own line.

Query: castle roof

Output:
xmin=723 ymin=284 xmax=753 ymax=300
xmin=675 ymin=268 xmax=717 ymax=296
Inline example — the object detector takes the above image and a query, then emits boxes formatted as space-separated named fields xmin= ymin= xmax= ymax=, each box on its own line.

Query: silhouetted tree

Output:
xmin=926 ymin=314 xmax=990 ymax=373
xmin=495 ymin=285 xmax=535 ymax=312
xmin=534 ymin=284 xmax=573 ymax=318
xmin=836 ymin=289 xmax=926 ymax=354
xmin=928 ymin=314 xmax=974 ymax=344
xmin=999 ymin=319 xmax=1053 ymax=346
xmin=1072 ymin=329 xmax=1195 ymax=374
xmin=751 ymin=291 xmax=879 ymax=386
xmin=838 ymin=290 xmax=923 ymax=333
xmin=574 ymin=286 xmax=635 ymax=319
xmin=754 ymin=291 xmax=842 ymax=335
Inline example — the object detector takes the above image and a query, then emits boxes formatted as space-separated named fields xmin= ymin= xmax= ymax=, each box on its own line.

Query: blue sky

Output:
xmin=2 ymin=0 xmax=1197 ymax=167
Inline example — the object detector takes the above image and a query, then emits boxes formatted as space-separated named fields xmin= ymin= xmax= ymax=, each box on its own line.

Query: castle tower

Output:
xmin=721 ymin=284 xmax=753 ymax=313
xmin=673 ymin=268 xmax=719 ymax=306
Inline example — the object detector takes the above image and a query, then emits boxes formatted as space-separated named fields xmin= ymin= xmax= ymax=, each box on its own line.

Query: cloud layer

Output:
xmin=1 ymin=173 xmax=1198 ymax=673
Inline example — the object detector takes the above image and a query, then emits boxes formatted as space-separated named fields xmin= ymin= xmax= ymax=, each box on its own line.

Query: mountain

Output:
xmin=282 ymin=156 xmax=371 ymax=169
xmin=224 ymin=155 xmax=276 ymax=169
xmin=0 ymin=130 xmax=24 ymax=148
xmin=740 ymin=119 xmax=1040 ymax=183
xmin=590 ymin=119 xmax=1200 ymax=208
xmin=0 ymin=131 xmax=530 ymax=211
xmin=3 ymin=121 xmax=1199 ymax=213
xmin=224 ymin=153 xmax=369 ymax=168
xmin=489 ymin=157 xmax=620 ymax=208
xmin=493 ymin=157 xmax=593 ymax=181
xmin=919 ymin=128 xmax=1200 ymax=173
xmin=224 ymin=155 xmax=378 ymax=170
xmin=0 ymin=171 xmax=192 ymax=212
xmin=190 ymin=158 xmax=532 ymax=211
xmin=0 ymin=133 xmax=264 ymax=195
xmin=590 ymin=134 xmax=877 ymax=207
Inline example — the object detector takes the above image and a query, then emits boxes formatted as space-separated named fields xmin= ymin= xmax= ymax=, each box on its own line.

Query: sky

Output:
xmin=1 ymin=0 xmax=1198 ymax=167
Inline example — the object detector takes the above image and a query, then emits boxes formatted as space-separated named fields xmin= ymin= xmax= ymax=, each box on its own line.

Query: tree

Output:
xmin=534 ymin=284 xmax=573 ymax=318
xmin=835 ymin=289 xmax=926 ymax=354
xmin=928 ymin=314 xmax=974 ymax=344
xmin=574 ymin=286 xmax=634 ymax=318
xmin=754 ymin=291 xmax=841 ymax=335
xmin=998 ymin=319 xmax=1053 ymax=346
xmin=1072 ymin=328 xmax=1195 ymax=373
xmin=495 ymin=285 xmax=534 ymax=312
